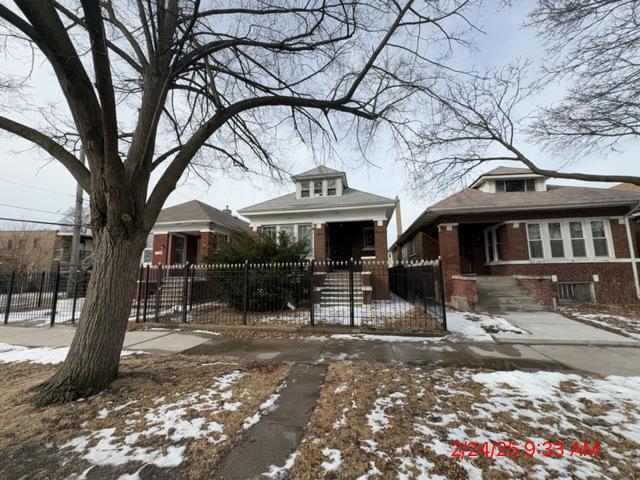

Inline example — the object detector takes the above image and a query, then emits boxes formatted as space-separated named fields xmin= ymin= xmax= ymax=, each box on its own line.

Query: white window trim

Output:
xmin=524 ymin=218 xmax=615 ymax=262
xmin=484 ymin=225 xmax=502 ymax=263
xmin=266 ymin=223 xmax=314 ymax=258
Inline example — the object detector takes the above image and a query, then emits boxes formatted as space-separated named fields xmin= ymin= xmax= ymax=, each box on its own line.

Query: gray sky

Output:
xmin=0 ymin=1 xmax=638 ymax=245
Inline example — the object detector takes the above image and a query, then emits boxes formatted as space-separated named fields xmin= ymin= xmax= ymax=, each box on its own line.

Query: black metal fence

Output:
xmin=0 ymin=265 xmax=90 ymax=326
xmin=1 ymin=260 xmax=446 ymax=332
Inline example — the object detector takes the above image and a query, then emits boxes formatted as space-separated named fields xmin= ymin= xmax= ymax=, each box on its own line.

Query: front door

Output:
xmin=169 ymin=234 xmax=186 ymax=265
xmin=329 ymin=223 xmax=352 ymax=262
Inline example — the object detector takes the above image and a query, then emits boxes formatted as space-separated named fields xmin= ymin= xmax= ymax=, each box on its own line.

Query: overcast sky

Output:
xmin=1 ymin=1 xmax=638 ymax=245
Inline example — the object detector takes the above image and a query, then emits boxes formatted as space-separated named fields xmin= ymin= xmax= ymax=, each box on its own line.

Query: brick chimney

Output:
xmin=395 ymin=196 xmax=402 ymax=236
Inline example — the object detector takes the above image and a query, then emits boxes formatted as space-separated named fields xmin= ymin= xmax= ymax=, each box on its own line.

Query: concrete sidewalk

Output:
xmin=3 ymin=324 xmax=640 ymax=376
xmin=184 ymin=334 xmax=640 ymax=376
xmin=492 ymin=311 xmax=639 ymax=346
xmin=0 ymin=325 xmax=215 ymax=354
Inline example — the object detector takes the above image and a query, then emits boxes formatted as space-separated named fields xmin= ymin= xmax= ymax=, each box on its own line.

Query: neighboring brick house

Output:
xmin=390 ymin=167 xmax=640 ymax=309
xmin=146 ymin=200 xmax=249 ymax=265
xmin=239 ymin=166 xmax=396 ymax=300
xmin=0 ymin=229 xmax=93 ymax=273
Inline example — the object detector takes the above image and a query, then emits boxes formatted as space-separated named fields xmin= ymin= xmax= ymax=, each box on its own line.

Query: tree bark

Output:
xmin=33 ymin=226 xmax=145 ymax=406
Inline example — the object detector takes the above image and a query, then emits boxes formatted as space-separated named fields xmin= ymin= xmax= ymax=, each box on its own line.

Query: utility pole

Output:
xmin=67 ymin=146 xmax=86 ymax=295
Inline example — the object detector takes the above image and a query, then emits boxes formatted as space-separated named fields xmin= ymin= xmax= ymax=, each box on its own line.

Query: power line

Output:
xmin=0 ymin=202 xmax=68 ymax=216
xmin=0 ymin=216 xmax=77 ymax=227
xmin=0 ymin=178 xmax=76 ymax=198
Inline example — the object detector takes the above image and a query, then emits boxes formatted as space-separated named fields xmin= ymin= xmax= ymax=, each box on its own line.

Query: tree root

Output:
xmin=31 ymin=372 xmax=106 ymax=407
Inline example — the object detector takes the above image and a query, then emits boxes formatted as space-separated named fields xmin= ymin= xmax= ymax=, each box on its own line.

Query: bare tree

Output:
xmin=406 ymin=1 xmax=640 ymax=190
xmin=527 ymin=0 xmax=640 ymax=156
xmin=0 ymin=0 xmax=476 ymax=404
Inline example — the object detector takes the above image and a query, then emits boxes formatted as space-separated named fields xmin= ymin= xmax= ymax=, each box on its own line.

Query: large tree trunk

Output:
xmin=33 ymin=227 xmax=145 ymax=406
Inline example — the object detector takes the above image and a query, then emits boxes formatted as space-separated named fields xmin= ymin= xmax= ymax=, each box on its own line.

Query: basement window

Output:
xmin=557 ymin=282 xmax=594 ymax=304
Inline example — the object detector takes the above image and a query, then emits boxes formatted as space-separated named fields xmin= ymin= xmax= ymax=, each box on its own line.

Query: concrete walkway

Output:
xmin=492 ymin=311 xmax=639 ymax=346
xmin=213 ymin=363 xmax=327 ymax=480
xmin=0 ymin=325 xmax=214 ymax=353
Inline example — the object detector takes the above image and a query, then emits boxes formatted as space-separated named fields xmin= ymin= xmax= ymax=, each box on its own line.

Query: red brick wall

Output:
xmin=420 ymin=232 xmax=440 ymax=260
xmin=514 ymin=277 xmax=557 ymax=306
xmin=438 ymin=224 xmax=460 ymax=299
xmin=152 ymin=233 xmax=168 ymax=265
xmin=610 ymin=218 xmax=630 ymax=257
xmin=499 ymin=223 xmax=529 ymax=261
xmin=313 ymin=224 xmax=327 ymax=261
xmin=490 ymin=263 xmax=636 ymax=304
xmin=451 ymin=277 xmax=478 ymax=311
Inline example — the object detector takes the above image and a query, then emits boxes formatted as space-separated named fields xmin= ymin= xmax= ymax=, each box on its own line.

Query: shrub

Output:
xmin=205 ymin=232 xmax=310 ymax=312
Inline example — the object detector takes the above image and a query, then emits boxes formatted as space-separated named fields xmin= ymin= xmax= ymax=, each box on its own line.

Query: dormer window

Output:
xmin=496 ymin=179 xmax=536 ymax=192
xmin=301 ymin=182 xmax=310 ymax=198
xmin=313 ymin=181 xmax=323 ymax=197
xmin=327 ymin=179 xmax=337 ymax=196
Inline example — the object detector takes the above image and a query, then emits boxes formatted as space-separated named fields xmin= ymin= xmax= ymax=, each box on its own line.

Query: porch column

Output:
xmin=199 ymin=231 xmax=211 ymax=261
xmin=313 ymin=223 xmax=327 ymax=261
xmin=438 ymin=223 xmax=461 ymax=302
xmin=152 ymin=233 xmax=168 ymax=265
xmin=374 ymin=220 xmax=388 ymax=261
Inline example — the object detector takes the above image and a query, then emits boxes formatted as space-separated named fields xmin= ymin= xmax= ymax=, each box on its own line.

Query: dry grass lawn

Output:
xmin=291 ymin=363 xmax=640 ymax=479
xmin=0 ymin=355 xmax=290 ymax=479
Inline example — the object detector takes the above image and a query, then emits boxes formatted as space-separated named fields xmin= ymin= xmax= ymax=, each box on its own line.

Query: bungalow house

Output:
xmin=390 ymin=167 xmax=640 ymax=310
xmin=146 ymin=200 xmax=250 ymax=265
xmin=239 ymin=166 xmax=396 ymax=301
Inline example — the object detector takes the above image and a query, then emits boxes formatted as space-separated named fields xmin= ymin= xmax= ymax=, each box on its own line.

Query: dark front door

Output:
xmin=329 ymin=223 xmax=352 ymax=262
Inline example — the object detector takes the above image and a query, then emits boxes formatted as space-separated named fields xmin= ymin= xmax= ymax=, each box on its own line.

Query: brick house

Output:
xmin=239 ymin=166 xmax=396 ymax=300
xmin=0 ymin=229 xmax=92 ymax=273
xmin=146 ymin=200 xmax=249 ymax=265
xmin=390 ymin=167 xmax=640 ymax=310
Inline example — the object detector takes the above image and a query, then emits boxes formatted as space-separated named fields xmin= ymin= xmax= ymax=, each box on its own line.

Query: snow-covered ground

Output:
xmin=0 ymin=342 xmax=138 ymax=364
xmin=562 ymin=307 xmax=640 ymax=340
xmin=293 ymin=364 xmax=640 ymax=479
xmin=3 ymin=297 xmax=85 ymax=327
xmin=63 ymin=370 xmax=248 ymax=477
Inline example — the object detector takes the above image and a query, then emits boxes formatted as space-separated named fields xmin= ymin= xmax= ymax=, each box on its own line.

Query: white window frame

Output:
xmin=267 ymin=223 xmax=314 ymax=258
xmin=524 ymin=218 xmax=615 ymax=261
xmin=300 ymin=182 xmax=310 ymax=198
xmin=484 ymin=225 xmax=502 ymax=263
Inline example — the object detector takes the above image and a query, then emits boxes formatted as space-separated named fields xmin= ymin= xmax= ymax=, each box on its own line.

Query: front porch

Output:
xmin=152 ymin=231 xmax=228 ymax=265
xmin=313 ymin=220 xmax=388 ymax=263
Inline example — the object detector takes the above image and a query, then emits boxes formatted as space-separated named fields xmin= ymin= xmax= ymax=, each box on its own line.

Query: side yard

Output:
xmin=289 ymin=364 xmax=640 ymax=479
xmin=0 ymin=351 xmax=289 ymax=480
xmin=561 ymin=306 xmax=640 ymax=340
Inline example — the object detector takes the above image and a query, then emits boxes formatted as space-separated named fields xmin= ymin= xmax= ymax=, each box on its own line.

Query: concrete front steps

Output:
xmin=475 ymin=276 xmax=546 ymax=313
xmin=320 ymin=272 xmax=364 ymax=307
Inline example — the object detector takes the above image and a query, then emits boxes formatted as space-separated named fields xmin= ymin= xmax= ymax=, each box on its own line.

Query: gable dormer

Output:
xmin=292 ymin=166 xmax=348 ymax=199
xmin=470 ymin=166 xmax=547 ymax=193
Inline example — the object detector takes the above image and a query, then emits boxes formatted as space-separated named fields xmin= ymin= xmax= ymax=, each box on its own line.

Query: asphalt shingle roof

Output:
xmin=482 ymin=166 xmax=534 ymax=176
xmin=239 ymin=188 xmax=395 ymax=213
xmin=157 ymin=200 xmax=249 ymax=232
xmin=430 ymin=184 xmax=640 ymax=212
xmin=291 ymin=165 xmax=345 ymax=179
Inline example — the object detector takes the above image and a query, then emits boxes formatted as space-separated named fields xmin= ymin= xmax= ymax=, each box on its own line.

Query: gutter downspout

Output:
xmin=624 ymin=214 xmax=640 ymax=299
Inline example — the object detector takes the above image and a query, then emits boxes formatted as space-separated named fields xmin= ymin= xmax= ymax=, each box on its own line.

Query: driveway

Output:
xmin=490 ymin=310 xmax=640 ymax=346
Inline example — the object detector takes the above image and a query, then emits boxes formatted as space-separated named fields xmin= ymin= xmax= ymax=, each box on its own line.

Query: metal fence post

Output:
xmin=4 ymin=271 xmax=15 ymax=325
xmin=70 ymin=271 xmax=79 ymax=324
xmin=309 ymin=260 xmax=315 ymax=327
xmin=349 ymin=259 xmax=355 ymax=327
xmin=36 ymin=271 xmax=45 ymax=308
xmin=182 ymin=263 xmax=190 ymax=323
xmin=135 ymin=265 xmax=143 ymax=323
xmin=154 ymin=264 xmax=163 ymax=322
xmin=142 ymin=265 xmax=150 ymax=322
xmin=242 ymin=260 xmax=249 ymax=325
xmin=50 ymin=263 xmax=61 ymax=327
xmin=438 ymin=257 xmax=447 ymax=331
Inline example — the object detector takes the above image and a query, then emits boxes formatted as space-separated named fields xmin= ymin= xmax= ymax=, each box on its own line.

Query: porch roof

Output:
xmin=156 ymin=200 xmax=249 ymax=232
